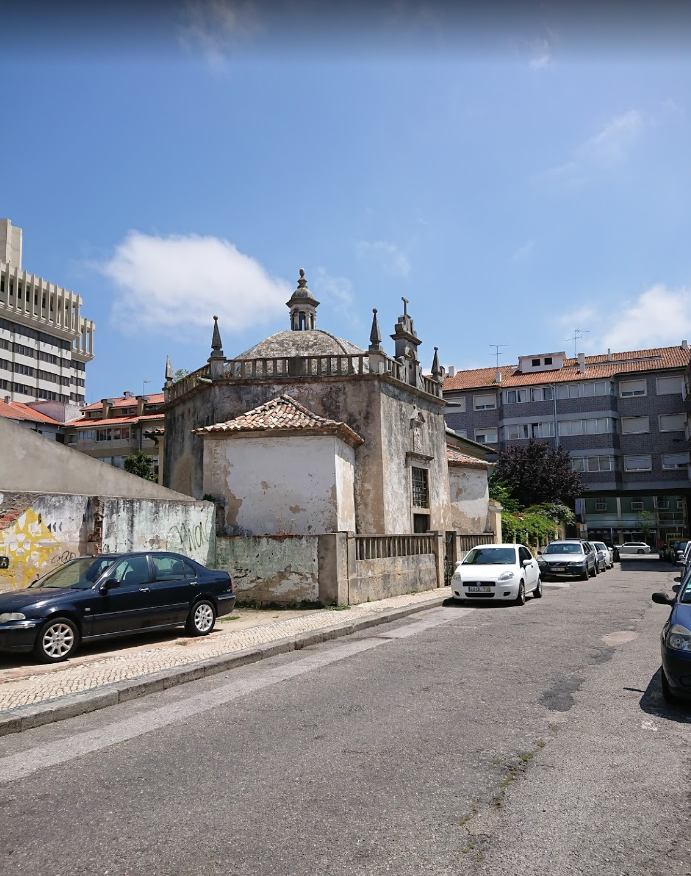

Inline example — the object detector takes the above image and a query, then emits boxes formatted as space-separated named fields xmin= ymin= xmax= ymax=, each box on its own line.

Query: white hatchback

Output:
xmin=451 ymin=543 xmax=542 ymax=606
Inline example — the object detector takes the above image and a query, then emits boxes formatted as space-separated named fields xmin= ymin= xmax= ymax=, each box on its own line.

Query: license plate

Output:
xmin=467 ymin=586 xmax=492 ymax=593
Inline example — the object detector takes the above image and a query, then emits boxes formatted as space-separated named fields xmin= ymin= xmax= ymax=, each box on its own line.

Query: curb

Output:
xmin=0 ymin=593 xmax=448 ymax=737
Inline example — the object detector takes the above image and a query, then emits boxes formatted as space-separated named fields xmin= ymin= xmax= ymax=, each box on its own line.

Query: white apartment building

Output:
xmin=0 ymin=219 xmax=94 ymax=405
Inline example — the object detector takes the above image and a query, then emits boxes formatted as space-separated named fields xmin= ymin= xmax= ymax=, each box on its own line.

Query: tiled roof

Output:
xmin=446 ymin=445 xmax=493 ymax=468
xmin=81 ymin=392 xmax=165 ymax=412
xmin=443 ymin=346 xmax=691 ymax=392
xmin=65 ymin=413 xmax=165 ymax=428
xmin=193 ymin=394 xmax=364 ymax=446
xmin=0 ymin=400 xmax=61 ymax=425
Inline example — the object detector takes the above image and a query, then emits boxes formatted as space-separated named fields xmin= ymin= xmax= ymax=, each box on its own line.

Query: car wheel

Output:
xmin=33 ymin=616 xmax=79 ymax=663
xmin=660 ymin=667 xmax=678 ymax=705
xmin=514 ymin=581 xmax=526 ymax=606
xmin=186 ymin=599 xmax=216 ymax=636
xmin=533 ymin=577 xmax=543 ymax=599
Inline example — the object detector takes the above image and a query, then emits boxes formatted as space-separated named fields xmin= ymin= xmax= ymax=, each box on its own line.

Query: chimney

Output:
xmin=447 ymin=366 xmax=456 ymax=378
xmin=682 ymin=340 xmax=688 ymax=350
xmin=495 ymin=370 xmax=503 ymax=383
xmin=577 ymin=352 xmax=586 ymax=374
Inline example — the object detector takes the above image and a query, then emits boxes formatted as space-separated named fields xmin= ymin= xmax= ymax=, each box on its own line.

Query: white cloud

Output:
xmin=355 ymin=240 xmax=411 ymax=278
xmin=602 ymin=284 xmax=691 ymax=351
xmin=178 ymin=0 xmax=262 ymax=67
xmin=100 ymin=231 xmax=291 ymax=339
xmin=581 ymin=110 xmax=643 ymax=164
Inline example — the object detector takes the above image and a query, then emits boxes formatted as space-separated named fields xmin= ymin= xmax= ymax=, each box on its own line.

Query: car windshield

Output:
xmin=463 ymin=547 xmax=516 ymax=565
xmin=29 ymin=557 xmax=118 ymax=590
xmin=543 ymin=543 xmax=583 ymax=555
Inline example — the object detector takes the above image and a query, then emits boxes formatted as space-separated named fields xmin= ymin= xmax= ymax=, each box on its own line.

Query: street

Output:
xmin=1 ymin=558 xmax=689 ymax=876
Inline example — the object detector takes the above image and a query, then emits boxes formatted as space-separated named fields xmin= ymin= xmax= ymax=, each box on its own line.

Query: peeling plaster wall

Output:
xmin=0 ymin=491 xmax=214 ymax=591
xmin=203 ymin=434 xmax=356 ymax=536
xmin=216 ymin=535 xmax=319 ymax=604
xmin=447 ymin=466 xmax=492 ymax=534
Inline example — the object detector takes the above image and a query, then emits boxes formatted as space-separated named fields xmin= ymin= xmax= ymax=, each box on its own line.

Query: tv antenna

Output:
xmin=489 ymin=344 xmax=509 ymax=369
xmin=566 ymin=329 xmax=589 ymax=358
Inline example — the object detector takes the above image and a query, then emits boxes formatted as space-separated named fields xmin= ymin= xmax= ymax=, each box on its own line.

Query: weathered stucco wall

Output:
xmin=215 ymin=534 xmax=319 ymax=604
xmin=349 ymin=554 xmax=438 ymax=603
xmin=202 ymin=434 xmax=356 ymax=536
xmin=0 ymin=416 xmax=191 ymax=500
xmin=447 ymin=465 xmax=491 ymax=534
xmin=0 ymin=491 xmax=214 ymax=591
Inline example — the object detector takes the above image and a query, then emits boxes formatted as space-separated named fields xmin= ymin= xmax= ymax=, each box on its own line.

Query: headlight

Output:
xmin=498 ymin=571 xmax=515 ymax=582
xmin=667 ymin=624 xmax=691 ymax=652
xmin=0 ymin=612 xmax=26 ymax=623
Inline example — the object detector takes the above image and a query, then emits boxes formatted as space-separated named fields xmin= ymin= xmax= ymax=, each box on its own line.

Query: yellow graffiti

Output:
xmin=0 ymin=509 xmax=61 ymax=591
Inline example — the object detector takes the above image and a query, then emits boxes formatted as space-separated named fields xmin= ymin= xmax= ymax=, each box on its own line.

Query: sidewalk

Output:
xmin=0 ymin=587 xmax=451 ymax=735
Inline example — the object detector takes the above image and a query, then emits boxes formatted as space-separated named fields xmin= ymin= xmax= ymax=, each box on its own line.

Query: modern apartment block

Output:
xmin=0 ymin=219 xmax=95 ymax=405
xmin=443 ymin=344 xmax=691 ymax=545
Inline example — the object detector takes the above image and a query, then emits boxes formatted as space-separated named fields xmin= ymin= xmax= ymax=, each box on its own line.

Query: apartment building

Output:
xmin=0 ymin=219 xmax=95 ymax=405
xmin=443 ymin=344 xmax=691 ymax=545
xmin=63 ymin=392 xmax=164 ymax=476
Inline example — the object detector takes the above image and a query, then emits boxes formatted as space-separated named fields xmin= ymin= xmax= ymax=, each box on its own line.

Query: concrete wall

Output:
xmin=447 ymin=464 xmax=492 ymax=534
xmin=216 ymin=534 xmax=319 ymax=604
xmin=0 ymin=491 xmax=215 ymax=591
xmin=0 ymin=416 xmax=190 ymax=500
xmin=202 ymin=434 xmax=356 ymax=536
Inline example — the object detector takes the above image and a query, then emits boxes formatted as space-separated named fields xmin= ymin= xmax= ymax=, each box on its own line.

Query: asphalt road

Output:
xmin=1 ymin=558 xmax=689 ymax=876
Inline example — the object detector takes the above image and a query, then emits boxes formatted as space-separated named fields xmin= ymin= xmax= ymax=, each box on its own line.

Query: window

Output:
xmin=662 ymin=452 xmax=690 ymax=470
xmin=475 ymin=428 xmax=498 ymax=444
xmin=595 ymin=500 xmax=607 ymax=511
xmin=660 ymin=413 xmax=686 ymax=432
xmin=621 ymin=417 xmax=649 ymax=434
xmin=620 ymin=379 xmax=647 ymax=397
xmin=657 ymin=376 xmax=684 ymax=395
xmin=624 ymin=455 xmax=652 ymax=472
xmin=411 ymin=467 xmax=429 ymax=508
xmin=474 ymin=393 xmax=496 ymax=410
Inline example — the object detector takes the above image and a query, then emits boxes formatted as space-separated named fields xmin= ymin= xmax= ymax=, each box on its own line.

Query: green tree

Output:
xmin=124 ymin=451 xmax=157 ymax=482
xmin=493 ymin=440 xmax=584 ymax=508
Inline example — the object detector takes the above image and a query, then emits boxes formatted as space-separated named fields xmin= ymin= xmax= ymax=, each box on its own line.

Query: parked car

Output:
xmin=451 ymin=543 xmax=541 ymax=606
xmin=537 ymin=540 xmax=598 ymax=581
xmin=592 ymin=541 xmax=613 ymax=570
xmin=652 ymin=571 xmax=691 ymax=703
xmin=617 ymin=542 xmax=651 ymax=555
xmin=0 ymin=552 xmax=235 ymax=663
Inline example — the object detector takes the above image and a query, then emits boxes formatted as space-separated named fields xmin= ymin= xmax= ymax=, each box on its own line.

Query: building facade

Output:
xmin=443 ymin=344 xmax=691 ymax=545
xmin=0 ymin=219 xmax=94 ymax=405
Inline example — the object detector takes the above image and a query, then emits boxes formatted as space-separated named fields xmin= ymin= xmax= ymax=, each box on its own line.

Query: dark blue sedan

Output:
xmin=652 ymin=570 xmax=691 ymax=703
xmin=0 ymin=552 xmax=235 ymax=663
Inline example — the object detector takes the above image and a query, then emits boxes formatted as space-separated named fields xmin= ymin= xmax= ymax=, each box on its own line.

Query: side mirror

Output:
xmin=99 ymin=578 xmax=120 ymax=595
xmin=651 ymin=592 xmax=675 ymax=607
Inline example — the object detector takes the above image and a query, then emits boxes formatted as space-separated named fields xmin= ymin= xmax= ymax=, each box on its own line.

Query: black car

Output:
xmin=0 ymin=552 xmax=235 ymax=663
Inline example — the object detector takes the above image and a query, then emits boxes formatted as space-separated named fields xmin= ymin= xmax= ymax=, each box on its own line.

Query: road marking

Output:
xmin=0 ymin=609 xmax=460 ymax=784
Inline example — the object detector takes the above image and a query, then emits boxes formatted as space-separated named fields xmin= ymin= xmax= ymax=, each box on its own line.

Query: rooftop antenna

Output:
xmin=142 ymin=379 xmax=152 ymax=396
xmin=566 ymin=329 xmax=589 ymax=358
xmin=489 ymin=344 xmax=509 ymax=369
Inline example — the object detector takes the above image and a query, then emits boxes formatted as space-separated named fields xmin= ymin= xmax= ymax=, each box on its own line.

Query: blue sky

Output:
xmin=4 ymin=1 xmax=691 ymax=402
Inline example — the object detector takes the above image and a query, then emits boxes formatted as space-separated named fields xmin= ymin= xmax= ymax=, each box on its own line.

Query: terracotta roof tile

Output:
xmin=193 ymin=394 xmax=364 ymax=446
xmin=446 ymin=445 xmax=493 ymax=467
xmin=81 ymin=393 xmax=165 ymax=412
xmin=0 ymin=400 xmax=61 ymax=425
xmin=443 ymin=346 xmax=691 ymax=392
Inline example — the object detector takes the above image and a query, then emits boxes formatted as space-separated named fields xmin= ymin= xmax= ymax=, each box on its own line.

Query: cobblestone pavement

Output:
xmin=0 ymin=588 xmax=450 ymax=712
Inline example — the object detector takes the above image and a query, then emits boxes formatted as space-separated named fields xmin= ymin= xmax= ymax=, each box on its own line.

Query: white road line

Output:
xmin=0 ymin=609 xmax=461 ymax=784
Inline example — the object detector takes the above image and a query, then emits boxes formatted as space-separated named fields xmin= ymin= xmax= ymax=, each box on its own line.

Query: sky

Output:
xmin=4 ymin=0 xmax=691 ymax=402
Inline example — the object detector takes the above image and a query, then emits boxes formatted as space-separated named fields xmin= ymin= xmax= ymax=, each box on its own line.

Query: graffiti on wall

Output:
xmin=0 ymin=509 xmax=64 ymax=591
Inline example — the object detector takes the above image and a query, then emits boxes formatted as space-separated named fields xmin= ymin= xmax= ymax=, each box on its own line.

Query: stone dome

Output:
xmin=236 ymin=329 xmax=365 ymax=360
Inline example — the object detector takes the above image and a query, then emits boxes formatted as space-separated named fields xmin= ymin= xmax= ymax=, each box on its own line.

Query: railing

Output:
xmin=355 ymin=534 xmax=435 ymax=561
xmin=164 ymin=352 xmax=443 ymax=401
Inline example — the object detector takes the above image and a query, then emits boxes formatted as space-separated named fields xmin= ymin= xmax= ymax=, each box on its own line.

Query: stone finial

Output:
xmin=431 ymin=346 xmax=441 ymax=381
xmin=211 ymin=315 xmax=223 ymax=355
xmin=369 ymin=308 xmax=382 ymax=352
